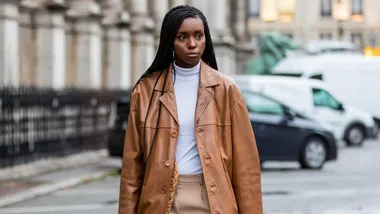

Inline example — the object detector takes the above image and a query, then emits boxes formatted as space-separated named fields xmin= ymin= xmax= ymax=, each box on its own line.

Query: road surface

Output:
xmin=1 ymin=140 xmax=379 ymax=214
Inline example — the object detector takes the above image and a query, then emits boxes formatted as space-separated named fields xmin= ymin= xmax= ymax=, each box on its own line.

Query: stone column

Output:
xmin=233 ymin=0 xmax=254 ymax=74
xmin=187 ymin=0 xmax=208 ymax=15
xmin=149 ymin=0 xmax=169 ymax=48
xmin=100 ymin=0 xmax=131 ymax=90
xmin=130 ymin=0 xmax=155 ymax=85
xmin=19 ymin=1 xmax=37 ymax=86
xmin=66 ymin=0 xmax=102 ymax=89
xmin=0 ymin=0 xmax=21 ymax=87
xmin=209 ymin=0 xmax=236 ymax=74
xmin=34 ymin=0 xmax=67 ymax=89
xmin=169 ymin=0 xmax=186 ymax=8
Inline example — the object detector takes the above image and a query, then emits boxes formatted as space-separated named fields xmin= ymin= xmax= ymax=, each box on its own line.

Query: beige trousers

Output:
xmin=169 ymin=173 xmax=211 ymax=214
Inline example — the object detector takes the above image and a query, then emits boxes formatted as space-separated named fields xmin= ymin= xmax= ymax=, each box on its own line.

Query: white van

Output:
xmin=271 ymin=54 xmax=380 ymax=125
xmin=232 ymin=75 xmax=377 ymax=146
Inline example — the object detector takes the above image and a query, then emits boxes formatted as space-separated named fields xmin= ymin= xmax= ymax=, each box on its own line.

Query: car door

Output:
xmin=311 ymin=88 xmax=345 ymax=137
xmin=242 ymin=91 xmax=301 ymax=160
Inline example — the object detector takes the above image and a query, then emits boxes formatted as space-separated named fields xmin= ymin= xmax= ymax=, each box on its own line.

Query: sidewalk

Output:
xmin=0 ymin=151 xmax=120 ymax=208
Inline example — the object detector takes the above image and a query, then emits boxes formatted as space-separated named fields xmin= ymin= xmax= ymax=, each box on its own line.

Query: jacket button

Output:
xmin=171 ymin=131 xmax=177 ymax=138
xmin=160 ymin=187 xmax=166 ymax=194
xmin=165 ymin=160 xmax=171 ymax=167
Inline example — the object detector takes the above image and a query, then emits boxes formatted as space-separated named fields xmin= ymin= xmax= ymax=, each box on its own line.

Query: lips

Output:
xmin=186 ymin=53 xmax=199 ymax=58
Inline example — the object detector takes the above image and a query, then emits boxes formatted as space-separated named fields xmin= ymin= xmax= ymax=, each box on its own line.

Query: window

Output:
xmin=320 ymin=33 xmax=333 ymax=40
xmin=351 ymin=0 xmax=364 ymax=22
xmin=278 ymin=0 xmax=296 ymax=22
xmin=351 ymin=0 xmax=363 ymax=15
xmin=312 ymin=88 xmax=341 ymax=109
xmin=321 ymin=0 xmax=332 ymax=17
xmin=243 ymin=91 xmax=284 ymax=115
xmin=248 ymin=0 xmax=260 ymax=17
xmin=351 ymin=32 xmax=363 ymax=48
xmin=261 ymin=0 xmax=278 ymax=21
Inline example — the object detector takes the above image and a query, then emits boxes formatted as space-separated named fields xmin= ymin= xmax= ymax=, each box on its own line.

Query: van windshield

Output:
xmin=269 ymin=73 xmax=303 ymax=77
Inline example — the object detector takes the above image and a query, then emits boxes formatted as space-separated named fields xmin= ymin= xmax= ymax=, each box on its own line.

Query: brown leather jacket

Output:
xmin=118 ymin=61 xmax=263 ymax=214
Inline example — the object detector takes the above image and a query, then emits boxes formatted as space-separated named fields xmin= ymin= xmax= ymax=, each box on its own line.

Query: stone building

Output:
xmin=0 ymin=0 xmax=253 ymax=89
xmin=247 ymin=0 xmax=380 ymax=50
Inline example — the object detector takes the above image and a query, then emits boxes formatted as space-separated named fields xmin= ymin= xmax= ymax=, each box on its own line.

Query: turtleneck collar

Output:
xmin=173 ymin=61 xmax=200 ymax=80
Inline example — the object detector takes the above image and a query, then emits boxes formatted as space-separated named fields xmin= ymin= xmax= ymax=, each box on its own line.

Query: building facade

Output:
xmin=0 ymin=0 xmax=253 ymax=89
xmin=247 ymin=0 xmax=380 ymax=50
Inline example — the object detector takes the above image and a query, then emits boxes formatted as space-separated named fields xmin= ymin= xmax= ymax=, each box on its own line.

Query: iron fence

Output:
xmin=0 ymin=87 xmax=123 ymax=168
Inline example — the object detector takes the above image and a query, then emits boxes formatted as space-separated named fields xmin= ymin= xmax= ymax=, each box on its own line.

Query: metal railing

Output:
xmin=0 ymin=87 xmax=123 ymax=168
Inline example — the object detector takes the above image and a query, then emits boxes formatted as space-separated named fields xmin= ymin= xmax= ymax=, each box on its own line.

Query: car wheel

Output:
xmin=300 ymin=137 xmax=327 ymax=170
xmin=345 ymin=125 xmax=365 ymax=147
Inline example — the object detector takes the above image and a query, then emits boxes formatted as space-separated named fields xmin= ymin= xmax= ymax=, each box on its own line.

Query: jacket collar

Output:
xmin=154 ymin=60 xmax=220 ymax=92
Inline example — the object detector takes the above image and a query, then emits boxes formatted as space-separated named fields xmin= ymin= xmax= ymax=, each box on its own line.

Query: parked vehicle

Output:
xmin=305 ymin=40 xmax=361 ymax=55
xmin=107 ymin=89 xmax=337 ymax=169
xmin=241 ymin=89 xmax=337 ymax=169
xmin=107 ymin=93 xmax=131 ymax=158
xmin=271 ymin=53 xmax=380 ymax=130
xmin=232 ymin=75 xmax=377 ymax=147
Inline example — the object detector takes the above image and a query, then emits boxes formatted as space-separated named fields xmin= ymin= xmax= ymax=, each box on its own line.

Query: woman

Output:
xmin=118 ymin=5 xmax=263 ymax=214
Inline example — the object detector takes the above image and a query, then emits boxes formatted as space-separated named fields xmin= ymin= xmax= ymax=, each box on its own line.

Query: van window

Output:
xmin=242 ymin=91 xmax=284 ymax=116
xmin=310 ymin=74 xmax=323 ymax=80
xmin=312 ymin=88 xmax=341 ymax=109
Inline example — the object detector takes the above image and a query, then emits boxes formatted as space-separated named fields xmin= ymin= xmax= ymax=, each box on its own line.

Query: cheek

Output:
xmin=199 ymin=40 xmax=206 ymax=53
xmin=173 ymin=43 xmax=184 ymax=55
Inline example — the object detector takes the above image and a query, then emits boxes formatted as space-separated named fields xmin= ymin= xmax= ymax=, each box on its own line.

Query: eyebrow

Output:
xmin=177 ymin=30 xmax=204 ymax=34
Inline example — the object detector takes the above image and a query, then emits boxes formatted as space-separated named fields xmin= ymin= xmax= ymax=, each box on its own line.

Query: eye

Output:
xmin=178 ymin=35 xmax=186 ymax=41
xmin=196 ymin=33 xmax=204 ymax=40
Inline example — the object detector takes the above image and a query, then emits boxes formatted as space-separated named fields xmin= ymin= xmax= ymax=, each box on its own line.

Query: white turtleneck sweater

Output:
xmin=173 ymin=61 xmax=202 ymax=175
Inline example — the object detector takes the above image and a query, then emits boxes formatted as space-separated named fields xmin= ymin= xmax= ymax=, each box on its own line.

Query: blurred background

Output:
xmin=1 ymin=0 xmax=380 ymax=213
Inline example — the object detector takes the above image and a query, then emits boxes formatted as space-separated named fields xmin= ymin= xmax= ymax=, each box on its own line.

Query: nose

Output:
xmin=187 ymin=38 xmax=196 ymax=49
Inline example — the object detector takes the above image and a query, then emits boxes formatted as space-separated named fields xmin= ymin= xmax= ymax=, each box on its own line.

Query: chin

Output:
xmin=184 ymin=58 xmax=201 ymax=65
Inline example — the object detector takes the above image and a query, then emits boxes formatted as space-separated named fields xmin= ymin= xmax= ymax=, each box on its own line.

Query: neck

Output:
xmin=174 ymin=60 xmax=200 ymax=70
xmin=174 ymin=59 xmax=200 ymax=69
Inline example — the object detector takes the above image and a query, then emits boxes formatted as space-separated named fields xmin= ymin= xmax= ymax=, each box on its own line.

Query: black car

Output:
xmin=107 ymin=93 xmax=131 ymax=158
xmin=241 ymin=89 xmax=337 ymax=169
xmin=107 ymin=89 xmax=338 ymax=170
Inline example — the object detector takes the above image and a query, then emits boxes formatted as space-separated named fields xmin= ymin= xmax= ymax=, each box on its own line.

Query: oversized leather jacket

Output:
xmin=118 ymin=61 xmax=263 ymax=214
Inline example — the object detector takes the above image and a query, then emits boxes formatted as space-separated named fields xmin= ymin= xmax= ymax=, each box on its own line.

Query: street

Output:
xmin=1 ymin=140 xmax=379 ymax=214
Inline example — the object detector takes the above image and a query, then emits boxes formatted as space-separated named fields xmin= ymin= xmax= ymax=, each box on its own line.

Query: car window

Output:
xmin=312 ymin=88 xmax=341 ymax=109
xmin=242 ymin=91 xmax=284 ymax=116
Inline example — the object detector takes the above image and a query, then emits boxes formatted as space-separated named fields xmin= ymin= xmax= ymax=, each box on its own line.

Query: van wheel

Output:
xmin=300 ymin=137 xmax=327 ymax=170
xmin=345 ymin=125 xmax=365 ymax=147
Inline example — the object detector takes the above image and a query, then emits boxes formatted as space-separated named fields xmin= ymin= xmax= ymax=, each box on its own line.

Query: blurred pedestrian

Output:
xmin=118 ymin=5 xmax=262 ymax=214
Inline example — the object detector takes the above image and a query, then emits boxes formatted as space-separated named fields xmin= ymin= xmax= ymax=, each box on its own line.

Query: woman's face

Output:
xmin=173 ymin=17 xmax=206 ymax=68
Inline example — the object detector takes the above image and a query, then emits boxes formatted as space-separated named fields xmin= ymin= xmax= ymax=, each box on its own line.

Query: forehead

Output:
xmin=177 ymin=17 xmax=204 ymax=33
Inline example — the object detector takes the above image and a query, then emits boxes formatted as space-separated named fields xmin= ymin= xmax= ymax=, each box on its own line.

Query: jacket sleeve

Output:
xmin=118 ymin=93 xmax=144 ymax=214
xmin=230 ymin=90 xmax=263 ymax=214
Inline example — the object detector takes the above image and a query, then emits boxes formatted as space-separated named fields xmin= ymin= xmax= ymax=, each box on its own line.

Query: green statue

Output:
xmin=244 ymin=32 xmax=299 ymax=75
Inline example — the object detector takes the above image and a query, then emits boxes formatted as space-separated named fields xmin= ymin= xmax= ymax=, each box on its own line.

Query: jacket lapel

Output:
xmin=159 ymin=90 xmax=179 ymax=125
xmin=154 ymin=64 xmax=179 ymax=125
xmin=195 ymin=61 xmax=220 ymax=124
